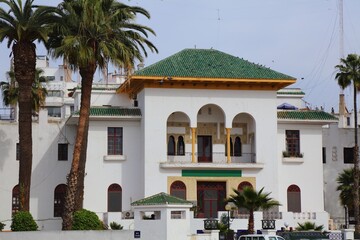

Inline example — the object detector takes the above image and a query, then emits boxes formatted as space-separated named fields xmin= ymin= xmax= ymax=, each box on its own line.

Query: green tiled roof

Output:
xmin=73 ymin=107 xmax=141 ymax=117
xmin=134 ymin=48 xmax=295 ymax=80
xmin=277 ymin=111 xmax=338 ymax=121
xmin=277 ymin=90 xmax=305 ymax=95
xmin=131 ymin=192 xmax=193 ymax=206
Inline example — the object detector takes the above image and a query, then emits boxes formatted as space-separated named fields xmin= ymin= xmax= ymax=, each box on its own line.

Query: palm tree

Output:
xmin=337 ymin=168 xmax=360 ymax=220
xmin=0 ymin=0 xmax=58 ymax=212
xmin=295 ymin=221 xmax=324 ymax=231
xmin=48 ymin=0 xmax=157 ymax=229
xmin=227 ymin=187 xmax=280 ymax=234
xmin=1 ymin=69 xmax=48 ymax=113
xmin=335 ymin=54 xmax=360 ymax=234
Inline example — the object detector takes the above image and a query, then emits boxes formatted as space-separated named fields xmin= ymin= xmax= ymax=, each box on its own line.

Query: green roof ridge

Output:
xmin=131 ymin=192 xmax=193 ymax=206
xmin=277 ymin=110 xmax=338 ymax=121
xmin=134 ymin=48 xmax=295 ymax=80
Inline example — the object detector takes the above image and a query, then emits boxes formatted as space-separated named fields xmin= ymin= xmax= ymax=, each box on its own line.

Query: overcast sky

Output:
xmin=1 ymin=0 xmax=360 ymax=112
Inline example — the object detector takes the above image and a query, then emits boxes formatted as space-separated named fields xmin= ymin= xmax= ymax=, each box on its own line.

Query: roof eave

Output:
xmin=277 ymin=119 xmax=338 ymax=124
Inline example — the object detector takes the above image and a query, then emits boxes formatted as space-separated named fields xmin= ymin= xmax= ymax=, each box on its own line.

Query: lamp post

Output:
xmin=225 ymin=203 xmax=232 ymax=231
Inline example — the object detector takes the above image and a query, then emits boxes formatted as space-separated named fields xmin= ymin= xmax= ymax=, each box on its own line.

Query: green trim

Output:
xmin=182 ymin=170 xmax=242 ymax=177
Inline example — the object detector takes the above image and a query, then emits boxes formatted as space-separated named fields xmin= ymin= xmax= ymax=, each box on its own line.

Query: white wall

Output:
xmin=277 ymin=123 xmax=325 ymax=213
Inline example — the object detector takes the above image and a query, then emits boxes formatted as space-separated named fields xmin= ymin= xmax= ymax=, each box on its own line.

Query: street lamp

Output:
xmin=225 ymin=203 xmax=232 ymax=231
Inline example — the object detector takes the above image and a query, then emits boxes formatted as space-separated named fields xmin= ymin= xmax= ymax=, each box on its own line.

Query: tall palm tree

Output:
xmin=0 ymin=0 xmax=58 ymax=212
xmin=1 ymin=69 xmax=48 ymax=113
xmin=227 ymin=187 xmax=280 ymax=234
xmin=335 ymin=54 xmax=360 ymax=234
xmin=48 ymin=0 xmax=157 ymax=229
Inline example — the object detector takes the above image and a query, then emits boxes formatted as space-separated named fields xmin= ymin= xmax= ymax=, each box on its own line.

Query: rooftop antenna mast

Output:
xmin=339 ymin=0 xmax=344 ymax=94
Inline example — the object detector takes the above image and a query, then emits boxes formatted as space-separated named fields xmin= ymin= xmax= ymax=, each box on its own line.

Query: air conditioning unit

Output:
xmin=122 ymin=211 xmax=134 ymax=219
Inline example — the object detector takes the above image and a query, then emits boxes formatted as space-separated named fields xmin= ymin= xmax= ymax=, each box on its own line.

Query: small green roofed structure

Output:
xmin=131 ymin=192 xmax=193 ymax=206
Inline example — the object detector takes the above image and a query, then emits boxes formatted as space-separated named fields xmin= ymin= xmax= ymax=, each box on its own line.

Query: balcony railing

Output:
xmin=0 ymin=108 xmax=15 ymax=120
xmin=161 ymin=151 xmax=263 ymax=169
xmin=167 ymin=152 xmax=256 ymax=164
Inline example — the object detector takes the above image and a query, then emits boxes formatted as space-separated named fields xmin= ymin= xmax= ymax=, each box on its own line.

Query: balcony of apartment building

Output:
xmin=0 ymin=107 xmax=15 ymax=121
xmin=160 ymin=104 xmax=263 ymax=170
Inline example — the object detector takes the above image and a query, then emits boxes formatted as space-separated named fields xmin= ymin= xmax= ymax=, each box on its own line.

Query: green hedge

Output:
xmin=10 ymin=211 xmax=38 ymax=231
xmin=72 ymin=209 xmax=103 ymax=230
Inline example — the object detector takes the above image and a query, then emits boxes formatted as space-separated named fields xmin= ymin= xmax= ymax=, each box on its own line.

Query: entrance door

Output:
xmin=198 ymin=136 xmax=212 ymax=162
xmin=197 ymin=182 xmax=226 ymax=218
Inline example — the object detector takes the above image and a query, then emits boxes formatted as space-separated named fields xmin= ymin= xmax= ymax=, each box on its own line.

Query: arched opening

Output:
xmin=54 ymin=184 xmax=66 ymax=217
xmin=197 ymin=104 xmax=225 ymax=163
xmin=232 ymin=113 xmax=256 ymax=163
xmin=170 ymin=181 xmax=186 ymax=200
xmin=287 ymin=184 xmax=301 ymax=212
xmin=12 ymin=185 xmax=19 ymax=216
xmin=167 ymin=136 xmax=175 ymax=155
xmin=236 ymin=181 xmax=253 ymax=215
xmin=237 ymin=181 xmax=253 ymax=192
xmin=167 ymin=112 xmax=190 ymax=160
xmin=234 ymin=137 xmax=242 ymax=156
xmin=108 ymin=184 xmax=122 ymax=212
xmin=177 ymin=136 xmax=185 ymax=155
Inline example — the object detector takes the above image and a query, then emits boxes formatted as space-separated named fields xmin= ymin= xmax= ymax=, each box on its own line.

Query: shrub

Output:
xmin=110 ymin=221 xmax=123 ymax=230
xmin=10 ymin=211 xmax=38 ymax=231
xmin=0 ymin=222 xmax=5 ymax=231
xmin=72 ymin=209 xmax=103 ymax=230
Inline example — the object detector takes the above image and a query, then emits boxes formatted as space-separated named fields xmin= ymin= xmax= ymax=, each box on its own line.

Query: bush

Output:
xmin=72 ymin=209 xmax=103 ymax=230
xmin=110 ymin=221 xmax=123 ymax=230
xmin=0 ymin=222 xmax=5 ymax=231
xmin=10 ymin=211 xmax=38 ymax=231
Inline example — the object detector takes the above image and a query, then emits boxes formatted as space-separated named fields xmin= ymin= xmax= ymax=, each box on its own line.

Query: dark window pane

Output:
xmin=168 ymin=136 xmax=175 ymax=155
xmin=58 ymin=144 xmax=68 ymax=161
xmin=108 ymin=184 xmax=122 ymax=212
xmin=107 ymin=127 xmax=123 ymax=155
xmin=54 ymin=184 xmax=66 ymax=217
xmin=344 ymin=147 xmax=354 ymax=164
xmin=286 ymin=130 xmax=300 ymax=157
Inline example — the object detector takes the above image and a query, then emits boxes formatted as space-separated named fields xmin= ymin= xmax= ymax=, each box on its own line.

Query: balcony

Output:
xmin=0 ymin=108 xmax=15 ymax=121
xmin=160 ymin=152 xmax=264 ymax=170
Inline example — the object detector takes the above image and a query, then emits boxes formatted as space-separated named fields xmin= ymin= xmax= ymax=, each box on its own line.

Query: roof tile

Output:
xmin=131 ymin=192 xmax=193 ymax=206
xmin=135 ymin=49 xmax=295 ymax=80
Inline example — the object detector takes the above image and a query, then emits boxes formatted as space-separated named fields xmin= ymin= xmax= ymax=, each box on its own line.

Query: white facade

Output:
xmin=0 ymin=50 xmax=336 ymax=233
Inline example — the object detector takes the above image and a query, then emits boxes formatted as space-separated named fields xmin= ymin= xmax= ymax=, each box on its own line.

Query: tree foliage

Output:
xmin=227 ymin=187 xmax=280 ymax=234
xmin=335 ymin=54 xmax=360 ymax=234
xmin=47 ymin=0 xmax=157 ymax=229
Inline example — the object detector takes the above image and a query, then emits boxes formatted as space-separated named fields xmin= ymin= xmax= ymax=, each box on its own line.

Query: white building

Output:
xmin=323 ymin=94 xmax=359 ymax=229
xmin=0 ymin=49 xmax=337 ymax=232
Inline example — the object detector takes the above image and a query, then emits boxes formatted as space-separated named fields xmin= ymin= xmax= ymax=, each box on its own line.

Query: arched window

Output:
xmin=54 ymin=184 xmax=67 ymax=217
xmin=234 ymin=137 xmax=242 ymax=156
xmin=177 ymin=136 xmax=185 ymax=155
xmin=12 ymin=185 xmax=20 ymax=215
xmin=225 ymin=137 xmax=234 ymax=156
xmin=168 ymin=136 xmax=175 ymax=156
xmin=237 ymin=181 xmax=253 ymax=192
xmin=237 ymin=182 xmax=253 ymax=215
xmin=170 ymin=181 xmax=186 ymax=200
xmin=287 ymin=184 xmax=301 ymax=212
xmin=108 ymin=184 xmax=122 ymax=212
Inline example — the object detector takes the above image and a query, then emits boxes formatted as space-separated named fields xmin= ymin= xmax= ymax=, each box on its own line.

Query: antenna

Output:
xmin=339 ymin=0 xmax=344 ymax=94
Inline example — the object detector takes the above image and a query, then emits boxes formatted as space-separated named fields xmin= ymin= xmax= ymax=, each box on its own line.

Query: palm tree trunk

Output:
xmin=248 ymin=210 xmax=255 ymax=234
xmin=62 ymin=65 xmax=95 ymax=230
xmin=353 ymin=82 xmax=360 ymax=234
xmin=13 ymin=42 xmax=36 ymax=212
xmin=74 ymin=123 xmax=89 ymax=211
